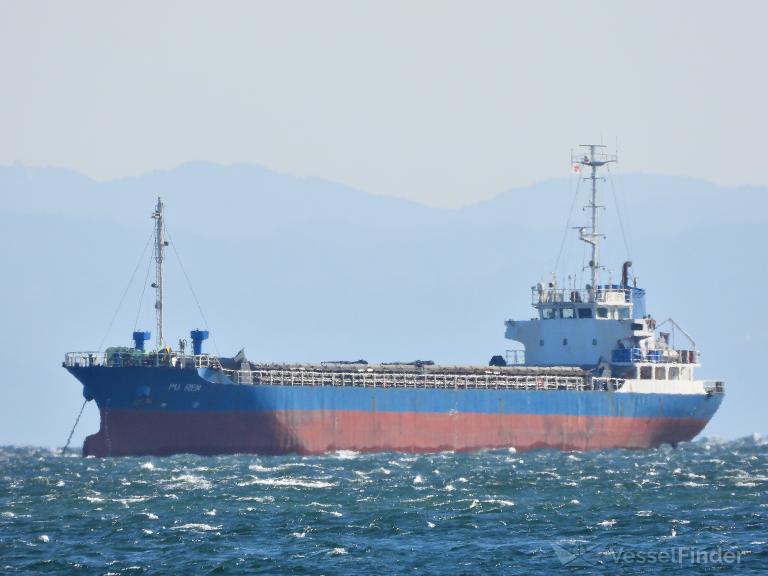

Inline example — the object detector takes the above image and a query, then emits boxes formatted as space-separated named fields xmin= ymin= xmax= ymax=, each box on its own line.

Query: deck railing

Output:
xmin=64 ymin=351 xmax=220 ymax=369
xmin=223 ymin=366 xmax=626 ymax=392
xmin=65 ymin=350 xmax=626 ymax=391
xmin=611 ymin=348 xmax=700 ymax=365
xmin=532 ymin=286 xmax=638 ymax=306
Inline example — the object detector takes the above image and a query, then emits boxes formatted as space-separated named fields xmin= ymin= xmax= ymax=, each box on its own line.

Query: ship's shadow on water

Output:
xmin=0 ymin=437 xmax=766 ymax=575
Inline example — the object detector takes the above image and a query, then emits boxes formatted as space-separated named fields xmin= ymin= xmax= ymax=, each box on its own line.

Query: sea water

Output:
xmin=1 ymin=437 xmax=766 ymax=574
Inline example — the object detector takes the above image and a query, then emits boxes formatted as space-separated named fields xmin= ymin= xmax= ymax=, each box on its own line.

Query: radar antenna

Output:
xmin=572 ymin=145 xmax=617 ymax=292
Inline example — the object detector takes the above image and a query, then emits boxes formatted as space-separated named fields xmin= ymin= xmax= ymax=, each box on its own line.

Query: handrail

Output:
xmin=532 ymin=286 xmax=641 ymax=306
xmin=222 ymin=366 xmax=626 ymax=392
xmin=611 ymin=347 xmax=700 ymax=365
xmin=63 ymin=351 xmax=220 ymax=369
xmin=62 ymin=351 xmax=631 ymax=392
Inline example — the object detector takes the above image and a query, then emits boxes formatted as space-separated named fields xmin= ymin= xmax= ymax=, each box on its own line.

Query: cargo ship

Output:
xmin=64 ymin=145 xmax=724 ymax=456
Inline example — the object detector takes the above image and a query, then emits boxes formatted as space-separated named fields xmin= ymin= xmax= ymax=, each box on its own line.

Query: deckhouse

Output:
xmin=504 ymin=145 xmax=703 ymax=390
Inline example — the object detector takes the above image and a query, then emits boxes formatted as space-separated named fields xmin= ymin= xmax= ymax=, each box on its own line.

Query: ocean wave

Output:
xmin=163 ymin=474 xmax=212 ymax=490
xmin=247 ymin=462 xmax=306 ymax=473
xmin=484 ymin=499 xmax=515 ymax=507
xmin=597 ymin=519 xmax=617 ymax=527
xmin=171 ymin=523 xmax=222 ymax=532
xmin=332 ymin=450 xmax=360 ymax=460
xmin=1 ymin=439 xmax=765 ymax=573
xmin=113 ymin=496 xmax=151 ymax=507
xmin=238 ymin=476 xmax=335 ymax=489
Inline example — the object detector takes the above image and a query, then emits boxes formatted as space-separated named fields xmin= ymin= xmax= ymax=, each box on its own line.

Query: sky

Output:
xmin=1 ymin=1 xmax=767 ymax=207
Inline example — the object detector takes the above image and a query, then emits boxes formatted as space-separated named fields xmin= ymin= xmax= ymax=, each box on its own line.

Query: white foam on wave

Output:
xmin=236 ymin=495 xmax=275 ymax=503
xmin=484 ymin=499 xmax=515 ymax=507
xmin=569 ymin=499 xmax=580 ymax=505
xmin=635 ymin=510 xmax=653 ymax=517
xmin=164 ymin=474 xmax=212 ymax=491
xmin=36 ymin=534 xmax=50 ymax=543
xmin=291 ymin=531 xmax=307 ymax=538
xmin=204 ymin=509 xmax=216 ymax=516
xmin=172 ymin=523 xmax=222 ymax=532
xmin=427 ymin=521 xmax=436 ymax=528
xmin=598 ymin=519 xmax=617 ymax=527
xmin=507 ymin=447 xmax=517 ymax=453
xmin=2 ymin=511 xmax=16 ymax=518
xmin=140 ymin=462 xmax=155 ymax=471
xmin=539 ymin=471 xmax=561 ymax=480
xmin=332 ymin=450 xmax=360 ymax=460
xmin=308 ymin=501 xmax=336 ymax=508
xmin=413 ymin=475 xmax=424 ymax=485
xmin=247 ymin=462 xmax=303 ymax=473
xmin=143 ymin=512 xmax=159 ymax=520
xmin=239 ymin=476 xmax=335 ymax=489
xmin=329 ymin=547 xmax=348 ymax=556
xmin=114 ymin=496 xmax=150 ymax=508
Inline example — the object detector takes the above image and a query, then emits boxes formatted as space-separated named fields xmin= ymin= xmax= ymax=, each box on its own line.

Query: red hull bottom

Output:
xmin=83 ymin=409 xmax=710 ymax=457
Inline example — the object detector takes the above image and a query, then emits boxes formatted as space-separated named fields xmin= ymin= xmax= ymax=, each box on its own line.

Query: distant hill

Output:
xmin=0 ymin=163 xmax=764 ymax=446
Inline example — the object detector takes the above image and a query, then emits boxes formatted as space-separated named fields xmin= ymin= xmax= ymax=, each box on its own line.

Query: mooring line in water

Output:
xmin=62 ymin=399 xmax=88 ymax=455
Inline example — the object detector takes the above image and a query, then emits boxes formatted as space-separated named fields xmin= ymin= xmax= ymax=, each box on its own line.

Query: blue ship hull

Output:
xmin=66 ymin=365 xmax=723 ymax=457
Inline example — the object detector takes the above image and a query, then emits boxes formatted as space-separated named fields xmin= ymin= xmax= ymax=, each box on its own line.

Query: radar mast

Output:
xmin=573 ymin=145 xmax=617 ymax=292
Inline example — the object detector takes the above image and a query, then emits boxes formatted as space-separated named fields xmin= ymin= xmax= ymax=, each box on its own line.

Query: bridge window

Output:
xmin=539 ymin=339 xmax=544 ymax=346
xmin=562 ymin=338 xmax=568 ymax=346
xmin=669 ymin=367 xmax=680 ymax=380
xmin=597 ymin=307 xmax=608 ymax=319
xmin=578 ymin=308 xmax=593 ymax=319
xmin=592 ymin=338 xmax=597 ymax=346
xmin=562 ymin=308 xmax=575 ymax=319
xmin=639 ymin=366 xmax=652 ymax=379
xmin=543 ymin=308 xmax=555 ymax=319
xmin=618 ymin=307 xmax=631 ymax=320
xmin=655 ymin=367 xmax=666 ymax=380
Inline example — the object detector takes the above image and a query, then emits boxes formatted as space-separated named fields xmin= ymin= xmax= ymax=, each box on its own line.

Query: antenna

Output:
xmin=151 ymin=198 xmax=166 ymax=349
xmin=572 ymin=145 xmax=617 ymax=292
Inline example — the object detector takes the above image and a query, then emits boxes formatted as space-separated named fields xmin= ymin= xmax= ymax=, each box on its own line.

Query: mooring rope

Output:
xmin=61 ymin=399 xmax=88 ymax=455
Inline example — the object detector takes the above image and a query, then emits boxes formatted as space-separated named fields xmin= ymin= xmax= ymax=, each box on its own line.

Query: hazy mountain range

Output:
xmin=1 ymin=163 xmax=764 ymax=446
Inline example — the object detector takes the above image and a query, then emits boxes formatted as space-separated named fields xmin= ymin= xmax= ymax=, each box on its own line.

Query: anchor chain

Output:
xmin=61 ymin=399 xmax=88 ymax=455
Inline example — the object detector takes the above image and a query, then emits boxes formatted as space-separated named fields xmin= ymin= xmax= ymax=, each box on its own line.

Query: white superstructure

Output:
xmin=503 ymin=145 xmax=722 ymax=396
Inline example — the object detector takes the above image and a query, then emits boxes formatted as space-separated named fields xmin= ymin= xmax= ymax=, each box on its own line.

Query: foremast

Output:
xmin=573 ymin=145 xmax=617 ymax=291
xmin=151 ymin=197 xmax=166 ymax=349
